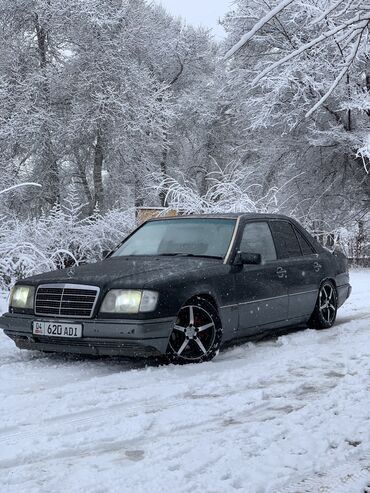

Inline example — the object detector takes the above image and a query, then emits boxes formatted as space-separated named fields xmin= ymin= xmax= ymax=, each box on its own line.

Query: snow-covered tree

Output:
xmin=221 ymin=0 xmax=370 ymax=228
xmin=0 ymin=191 xmax=135 ymax=289
xmin=0 ymin=0 xmax=218 ymax=214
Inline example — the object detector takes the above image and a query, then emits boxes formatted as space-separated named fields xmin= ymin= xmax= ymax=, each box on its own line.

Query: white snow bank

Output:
xmin=0 ymin=291 xmax=8 ymax=315
xmin=0 ymin=270 xmax=370 ymax=493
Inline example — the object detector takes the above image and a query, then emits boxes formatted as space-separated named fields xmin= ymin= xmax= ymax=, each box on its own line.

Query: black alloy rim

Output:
xmin=319 ymin=284 xmax=336 ymax=324
xmin=169 ymin=305 xmax=216 ymax=361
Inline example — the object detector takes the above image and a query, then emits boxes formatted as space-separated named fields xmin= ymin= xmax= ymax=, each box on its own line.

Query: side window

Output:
xmin=295 ymin=228 xmax=315 ymax=255
xmin=269 ymin=221 xmax=302 ymax=258
xmin=239 ymin=222 xmax=277 ymax=262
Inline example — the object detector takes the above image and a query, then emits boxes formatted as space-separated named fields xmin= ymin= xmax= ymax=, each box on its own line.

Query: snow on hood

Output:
xmin=22 ymin=255 xmax=221 ymax=289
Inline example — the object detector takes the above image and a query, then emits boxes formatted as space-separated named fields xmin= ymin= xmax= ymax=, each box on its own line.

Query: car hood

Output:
xmin=23 ymin=256 xmax=221 ymax=290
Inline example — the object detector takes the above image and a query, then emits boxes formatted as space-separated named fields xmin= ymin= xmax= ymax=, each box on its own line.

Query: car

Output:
xmin=0 ymin=213 xmax=351 ymax=363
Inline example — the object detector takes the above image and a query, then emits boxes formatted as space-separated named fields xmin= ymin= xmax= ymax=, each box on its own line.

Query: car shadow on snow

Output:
xmin=39 ymin=351 xmax=166 ymax=369
xmin=60 ymin=325 xmax=308 ymax=366
xmin=222 ymin=323 xmax=308 ymax=351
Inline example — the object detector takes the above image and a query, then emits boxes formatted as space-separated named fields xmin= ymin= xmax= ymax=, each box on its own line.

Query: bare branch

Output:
xmin=0 ymin=183 xmax=42 ymax=196
xmin=251 ymin=14 xmax=369 ymax=85
xmin=306 ymin=27 xmax=365 ymax=117
xmin=311 ymin=0 xmax=353 ymax=25
xmin=224 ymin=0 xmax=295 ymax=59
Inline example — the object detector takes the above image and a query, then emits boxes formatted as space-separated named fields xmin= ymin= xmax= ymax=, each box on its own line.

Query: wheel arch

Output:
xmin=178 ymin=291 xmax=236 ymax=343
xmin=320 ymin=277 xmax=337 ymax=292
xmin=184 ymin=293 xmax=219 ymax=312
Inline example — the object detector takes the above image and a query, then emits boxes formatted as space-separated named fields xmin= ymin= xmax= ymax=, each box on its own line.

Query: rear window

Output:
xmin=295 ymin=228 xmax=315 ymax=255
xmin=269 ymin=221 xmax=302 ymax=258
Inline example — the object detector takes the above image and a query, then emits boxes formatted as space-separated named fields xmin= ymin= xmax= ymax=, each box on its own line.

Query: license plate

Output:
xmin=33 ymin=321 xmax=82 ymax=338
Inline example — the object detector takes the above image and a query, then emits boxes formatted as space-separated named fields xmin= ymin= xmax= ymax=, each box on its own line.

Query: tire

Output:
xmin=167 ymin=297 xmax=223 ymax=364
xmin=309 ymin=280 xmax=338 ymax=330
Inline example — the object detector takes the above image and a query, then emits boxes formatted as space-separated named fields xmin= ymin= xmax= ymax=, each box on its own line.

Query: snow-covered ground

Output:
xmin=1 ymin=270 xmax=370 ymax=493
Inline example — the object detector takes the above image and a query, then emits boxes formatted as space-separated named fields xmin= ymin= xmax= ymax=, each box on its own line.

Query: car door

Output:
xmin=269 ymin=220 xmax=321 ymax=322
xmin=233 ymin=221 xmax=289 ymax=336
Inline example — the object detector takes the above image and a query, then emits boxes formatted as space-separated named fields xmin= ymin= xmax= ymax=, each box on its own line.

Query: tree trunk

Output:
xmin=34 ymin=13 xmax=60 ymax=206
xmin=93 ymin=128 xmax=104 ymax=210
xmin=159 ymin=131 xmax=169 ymax=207
xmin=44 ymin=135 xmax=60 ymax=206
xmin=157 ymin=58 xmax=184 ymax=207
xmin=134 ymin=172 xmax=144 ymax=208
xmin=75 ymin=154 xmax=94 ymax=215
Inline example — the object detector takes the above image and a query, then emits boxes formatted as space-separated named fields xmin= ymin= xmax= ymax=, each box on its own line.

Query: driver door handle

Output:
xmin=276 ymin=266 xmax=287 ymax=279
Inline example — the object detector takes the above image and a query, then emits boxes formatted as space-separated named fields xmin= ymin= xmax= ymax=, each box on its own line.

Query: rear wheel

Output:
xmin=167 ymin=298 xmax=222 ymax=364
xmin=310 ymin=281 xmax=338 ymax=330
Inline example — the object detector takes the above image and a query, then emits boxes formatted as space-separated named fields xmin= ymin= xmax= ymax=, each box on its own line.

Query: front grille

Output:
xmin=35 ymin=284 xmax=100 ymax=319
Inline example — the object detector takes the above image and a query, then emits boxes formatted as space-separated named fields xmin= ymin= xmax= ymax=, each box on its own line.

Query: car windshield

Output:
xmin=112 ymin=218 xmax=236 ymax=259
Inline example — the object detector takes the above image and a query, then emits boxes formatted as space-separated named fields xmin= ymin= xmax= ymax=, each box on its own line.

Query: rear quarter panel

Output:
xmin=318 ymin=249 xmax=350 ymax=308
xmin=332 ymin=250 xmax=351 ymax=307
xmin=292 ymin=220 xmax=351 ymax=309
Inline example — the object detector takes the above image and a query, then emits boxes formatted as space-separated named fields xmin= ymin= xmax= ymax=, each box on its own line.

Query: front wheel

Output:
xmin=309 ymin=281 xmax=338 ymax=330
xmin=167 ymin=298 xmax=223 ymax=364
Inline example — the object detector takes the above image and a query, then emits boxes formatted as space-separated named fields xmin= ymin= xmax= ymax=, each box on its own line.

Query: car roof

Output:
xmin=147 ymin=212 xmax=293 ymax=221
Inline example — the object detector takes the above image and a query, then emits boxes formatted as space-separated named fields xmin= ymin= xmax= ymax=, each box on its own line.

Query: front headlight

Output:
xmin=100 ymin=290 xmax=158 ymax=314
xmin=9 ymin=285 xmax=35 ymax=310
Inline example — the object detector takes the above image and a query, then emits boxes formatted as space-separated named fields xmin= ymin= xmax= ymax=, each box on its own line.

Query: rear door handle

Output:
xmin=276 ymin=267 xmax=287 ymax=279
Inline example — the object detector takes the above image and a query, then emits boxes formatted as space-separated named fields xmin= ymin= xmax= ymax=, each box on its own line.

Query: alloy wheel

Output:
xmin=169 ymin=303 xmax=217 ymax=362
xmin=319 ymin=283 xmax=337 ymax=325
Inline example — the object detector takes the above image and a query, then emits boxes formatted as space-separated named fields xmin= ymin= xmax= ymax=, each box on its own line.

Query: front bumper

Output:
xmin=0 ymin=313 xmax=175 ymax=357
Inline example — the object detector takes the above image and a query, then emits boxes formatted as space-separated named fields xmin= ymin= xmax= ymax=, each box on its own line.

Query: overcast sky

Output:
xmin=155 ymin=0 xmax=232 ymax=39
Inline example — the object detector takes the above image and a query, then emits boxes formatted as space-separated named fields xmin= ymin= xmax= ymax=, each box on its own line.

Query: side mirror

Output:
xmin=234 ymin=251 xmax=262 ymax=266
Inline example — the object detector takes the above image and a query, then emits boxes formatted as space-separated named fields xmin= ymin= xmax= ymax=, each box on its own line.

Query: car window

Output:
xmin=269 ymin=221 xmax=302 ymax=258
xmin=112 ymin=218 xmax=236 ymax=258
xmin=295 ymin=228 xmax=315 ymax=255
xmin=239 ymin=222 xmax=277 ymax=262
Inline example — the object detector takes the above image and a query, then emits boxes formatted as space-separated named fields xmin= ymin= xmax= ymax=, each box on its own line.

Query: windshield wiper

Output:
xmin=157 ymin=253 xmax=223 ymax=259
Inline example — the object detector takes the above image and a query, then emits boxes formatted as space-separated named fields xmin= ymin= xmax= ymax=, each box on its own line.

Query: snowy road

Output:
xmin=1 ymin=270 xmax=370 ymax=493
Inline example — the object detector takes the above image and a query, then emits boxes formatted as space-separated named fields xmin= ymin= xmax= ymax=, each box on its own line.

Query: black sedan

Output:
xmin=1 ymin=213 xmax=351 ymax=363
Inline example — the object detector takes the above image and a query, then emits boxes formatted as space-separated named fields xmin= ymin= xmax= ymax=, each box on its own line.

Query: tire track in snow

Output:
xmin=336 ymin=310 xmax=370 ymax=326
xmin=277 ymin=453 xmax=370 ymax=493
xmin=0 ymin=375 xmax=346 ymax=473
xmin=0 ymin=364 xmax=339 ymax=447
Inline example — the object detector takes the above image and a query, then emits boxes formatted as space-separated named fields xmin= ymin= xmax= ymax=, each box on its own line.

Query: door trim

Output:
xmin=220 ymin=289 xmax=317 ymax=309
xmin=220 ymin=294 xmax=288 ymax=309
xmin=289 ymin=289 xmax=318 ymax=297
